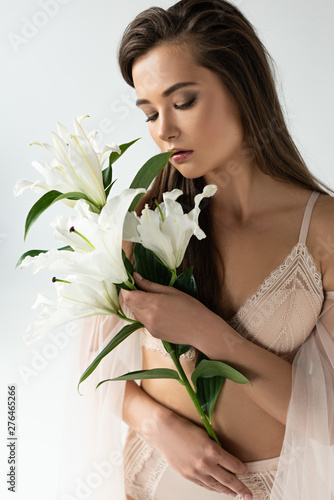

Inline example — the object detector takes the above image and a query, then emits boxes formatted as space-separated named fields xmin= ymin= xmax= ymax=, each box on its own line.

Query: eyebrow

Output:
xmin=135 ymin=81 xmax=199 ymax=107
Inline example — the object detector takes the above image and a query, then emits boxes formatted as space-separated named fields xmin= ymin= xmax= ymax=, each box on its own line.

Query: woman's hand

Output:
xmin=151 ymin=409 xmax=253 ymax=499
xmin=121 ymin=272 xmax=218 ymax=347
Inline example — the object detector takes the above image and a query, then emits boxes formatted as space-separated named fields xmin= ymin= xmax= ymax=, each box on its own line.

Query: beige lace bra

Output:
xmin=141 ymin=191 xmax=324 ymax=363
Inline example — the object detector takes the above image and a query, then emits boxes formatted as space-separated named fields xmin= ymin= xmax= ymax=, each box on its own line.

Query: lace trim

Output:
xmin=228 ymin=242 xmax=323 ymax=328
xmin=145 ymin=456 xmax=168 ymax=500
xmin=124 ymin=427 xmax=169 ymax=500
xmin=124 ymin=430 xmax=155 ymax=500
xmin=125 ymin=426 xmax=280 ymax=499
xmin=141 ymin=329 xmax=197 ymax=360
xmin=235 ymin=468 xmax=278 ymax=499
xmin=140 ymin=243 xmax=324 ymax=360
xmin=127 ymin=441 xmax=153 ymax=483
xmin=249 ymin=470 xmax=276 ymax=499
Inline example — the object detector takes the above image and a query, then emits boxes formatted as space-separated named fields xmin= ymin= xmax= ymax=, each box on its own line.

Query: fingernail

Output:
xmin=133 ymin=272 xmax=143 ymax=280
xmin=245 ymin=495 xmax=253 ymax=500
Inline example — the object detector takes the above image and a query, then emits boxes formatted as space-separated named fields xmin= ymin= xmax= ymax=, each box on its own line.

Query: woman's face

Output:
xmin=132 ymin=43 xmax=245 ymax=180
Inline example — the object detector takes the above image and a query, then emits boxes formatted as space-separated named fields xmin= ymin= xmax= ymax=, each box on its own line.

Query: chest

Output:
xmin=213 ymin=223 xmax=324 ymax=361
xmin=215 ymin=218 xmax=322 ymax=321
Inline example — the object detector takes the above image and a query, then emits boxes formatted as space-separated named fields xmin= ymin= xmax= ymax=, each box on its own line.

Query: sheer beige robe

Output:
xmin=57 ymin=294 xmax=334 ymax=499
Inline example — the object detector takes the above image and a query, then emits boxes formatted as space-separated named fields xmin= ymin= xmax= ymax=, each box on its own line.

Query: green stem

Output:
xmin=164 ymin=341 xmax=220 ymax=445
xmin=124 ymin=279 xmax=136 ymax=290
xmin=156 ymin=275 xmax=237 ymax=474
xmin=168 ymin=270 xmax=178 ymax=287
xmin=154 ymin=198 xmax=165 ymax=222
xmin=116 ymin=312 xmax=140 ymax=324
xmin=164 ymin=342 xmax=237 ymax=477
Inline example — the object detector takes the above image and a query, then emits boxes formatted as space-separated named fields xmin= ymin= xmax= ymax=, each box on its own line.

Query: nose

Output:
xmin=157 ymin=110 xmax=179 ymax=142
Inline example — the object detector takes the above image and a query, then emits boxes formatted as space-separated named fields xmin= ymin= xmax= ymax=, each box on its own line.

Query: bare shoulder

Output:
xmin=312 ymin=192 xmax=334 ymax=292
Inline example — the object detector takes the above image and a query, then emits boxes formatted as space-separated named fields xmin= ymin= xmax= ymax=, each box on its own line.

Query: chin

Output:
xmin=170 ymin=163 xmax=204 ymax=180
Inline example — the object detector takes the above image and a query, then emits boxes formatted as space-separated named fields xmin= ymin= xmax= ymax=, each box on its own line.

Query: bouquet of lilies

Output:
xmin=14 ymin=115 xmax=249 ymax=448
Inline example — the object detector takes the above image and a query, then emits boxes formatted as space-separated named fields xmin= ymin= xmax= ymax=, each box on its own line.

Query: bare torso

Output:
xmin=140 ymin=182 xmax=326 ymax=462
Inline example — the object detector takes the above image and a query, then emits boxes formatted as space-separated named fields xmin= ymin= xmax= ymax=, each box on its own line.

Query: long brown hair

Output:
xmin=118 ymin=0 xmax=333 ymax=318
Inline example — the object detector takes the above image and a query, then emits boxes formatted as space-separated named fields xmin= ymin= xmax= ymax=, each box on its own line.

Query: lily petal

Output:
xmin=124 ymin=185 xmax=218 ymax=270
xmin=23 ymin=276 xmax=119 ymax=344
xmin=22 ymin=116 xmax=110 ymax=209
xmin=13 ymin=179 xmax=47 ymax=197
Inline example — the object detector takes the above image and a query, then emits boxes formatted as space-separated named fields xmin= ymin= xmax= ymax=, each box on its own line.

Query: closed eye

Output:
xmin=145 ymin=97 xmax=197 ymax=123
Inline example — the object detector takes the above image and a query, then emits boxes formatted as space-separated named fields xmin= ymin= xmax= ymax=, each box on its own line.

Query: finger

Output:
xmin=120 ymin=288 xmax=147 ymax=311
xmin=211 ymin=465 xmax=253 ymax=499
xmin=188 ymin=476 xmax=222 ymax=493
xmin=192 ymin=473 xmax=244 ymax=496
xmin=133 ymin=272 xmax=174 ymax=293
xmin=217 ymin=449 xmax=249 ymax=475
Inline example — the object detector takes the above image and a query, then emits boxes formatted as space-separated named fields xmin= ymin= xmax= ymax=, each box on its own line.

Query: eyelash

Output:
xmin=145 ymin=97 xmax=197 ymax=123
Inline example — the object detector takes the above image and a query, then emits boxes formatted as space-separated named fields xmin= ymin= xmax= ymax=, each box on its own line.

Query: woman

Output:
xmin=117 ymin=0 xmax=334 ymax=498
xmin=62 ymin=1 xmax=334 ymax=499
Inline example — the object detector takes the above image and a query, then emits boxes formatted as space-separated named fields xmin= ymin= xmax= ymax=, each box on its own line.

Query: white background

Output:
xmin=0 ymin=0 xmax=333 ymax=499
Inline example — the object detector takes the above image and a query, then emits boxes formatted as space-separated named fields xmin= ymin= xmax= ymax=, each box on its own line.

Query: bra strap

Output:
xmin=298 ymin=191 xmax=320 ymax=244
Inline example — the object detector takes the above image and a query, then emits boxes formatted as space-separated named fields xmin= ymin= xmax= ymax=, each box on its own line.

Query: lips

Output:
xmin=170 ymin=150 xmax=194 ymax=163
xmin=170 ymin=149 xmax=193 ymax=156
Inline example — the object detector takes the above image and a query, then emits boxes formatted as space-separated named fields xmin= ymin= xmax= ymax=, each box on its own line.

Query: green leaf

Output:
xmin=24 ymin=190 xmax=100 ymax=240
xmin=165 ymin=267 xmax=198 ymax=358
xmin=133 ymin=243 xmax=171 ymax=285
xmin=174 ymin=266 xmax=199 ymax=299
xmin=96 ymin=368 xmax=181 ymax=389
xmin=161 ymin=340 xmax=192 ymax=359
xmin=175 ymin=344 xmax=193 ymax=358
xmin=196 ymin=375 xmax=226 ymax=425
xmin=102 ymin=139 xmax=141 ymax=197
xmin=102 ymin=160 xmax=113 ymax=195
xmin=122 ymin=249 xmax=134 ymax=277
xmin=192 ymin=359 xmax=250 ymax=390
xmin=104 ymin=178 xmax=117 ymax=199
xmin=15 ymin=245 xmax=74 ymax=269
xmin=191 ymin=358 xmax=250 ymax=424
xmin=110 ymin=138 xmax=141 ymax=167
xmin=115 ymin=282 xmax=133 ymax=292
xmin=77 ymin=321 xmax=143 ymax=394
xmin=128 ymin=151 xmax=174 ymax=212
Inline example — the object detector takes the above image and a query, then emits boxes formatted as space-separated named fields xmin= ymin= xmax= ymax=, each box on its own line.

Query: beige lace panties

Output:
xmin=123 ymin=426 xmax=280 ymax=500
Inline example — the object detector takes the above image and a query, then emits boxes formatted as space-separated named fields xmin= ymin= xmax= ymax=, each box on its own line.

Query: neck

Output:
xmin=204 ymin=160 xmax=288 ymax=225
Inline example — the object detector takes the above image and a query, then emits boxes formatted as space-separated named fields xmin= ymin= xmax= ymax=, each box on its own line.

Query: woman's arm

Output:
xmin=123 ymin=379 xmax=253 ymax=498
xmin=122 ymin=275 xmax=292 ymax=426
xmin=197 ymin=321 xmax=292 ymax=425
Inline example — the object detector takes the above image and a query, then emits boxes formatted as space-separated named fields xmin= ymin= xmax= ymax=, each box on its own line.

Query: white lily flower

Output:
xmin=13 ymin=115 xmax=121 ymax=209
xmin=23 ymin=275 xmax=120 ymax=344
xmin=124 ymin=184 xmax=217 ymax=270
xmin=21 ymin=188 xmax=146 ymax=284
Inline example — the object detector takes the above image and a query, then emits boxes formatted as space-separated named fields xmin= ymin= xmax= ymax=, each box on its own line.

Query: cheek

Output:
xmin=195 ymin=102 xmax=225 ymax=141
xmin=208 ymin=104 xmax=243 ymax=147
